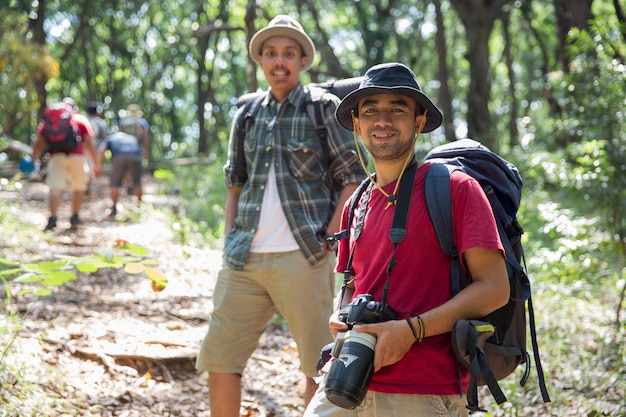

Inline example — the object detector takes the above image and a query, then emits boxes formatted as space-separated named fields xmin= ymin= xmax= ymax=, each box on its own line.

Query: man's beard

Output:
xmin=366 ymin=135 xmax=415 ymax=162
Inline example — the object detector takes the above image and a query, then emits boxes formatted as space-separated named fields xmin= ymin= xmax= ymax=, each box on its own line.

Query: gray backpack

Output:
xmin=118 ymin=116 xmax=143 ymax=142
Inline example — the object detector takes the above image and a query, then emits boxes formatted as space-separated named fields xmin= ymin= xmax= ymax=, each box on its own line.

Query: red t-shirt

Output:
xmin=36 ymin=113 xmax=94 ymax=156
xmin=336 ymin=162 xmax=504 ymax=395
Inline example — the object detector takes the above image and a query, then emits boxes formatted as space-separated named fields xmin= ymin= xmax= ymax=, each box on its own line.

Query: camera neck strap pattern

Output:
xmin=336 ymin=180 xmax=373 ymax=310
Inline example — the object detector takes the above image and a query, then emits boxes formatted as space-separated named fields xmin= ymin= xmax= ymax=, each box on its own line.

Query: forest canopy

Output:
xmin=1 ymin=0 xmax=625 ymax=256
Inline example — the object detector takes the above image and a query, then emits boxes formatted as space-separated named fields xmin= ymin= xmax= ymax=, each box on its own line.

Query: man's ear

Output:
xmin=414 ymin=113 xmax=427 ymax=133
xmin=354 ymin=115 xmax=361 ymax=136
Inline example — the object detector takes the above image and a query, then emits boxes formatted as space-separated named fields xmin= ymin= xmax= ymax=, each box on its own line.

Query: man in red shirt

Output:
xmin=304 ymin=63 xmax=510 ymax=417
xmin=31 ymin=98 xmax=96 ymax=231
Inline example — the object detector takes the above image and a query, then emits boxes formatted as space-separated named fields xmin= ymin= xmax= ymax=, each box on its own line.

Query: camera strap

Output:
xmin=337 ymin=181 xmax=373 ymax=309
xmin=382 ymin=158 xmax=418 ymax=304
xmin=338 ymin=157 xmax=418 ymax=308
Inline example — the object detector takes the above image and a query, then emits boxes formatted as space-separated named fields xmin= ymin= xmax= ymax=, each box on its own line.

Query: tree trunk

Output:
xmin=245 ymin=0 xmax=258 ymax=92
xmin=30 ymin=0 xmax=48 ymax=118
xmin=553 ymin=0 xmax=594 ymax=72
xmin=501 ymin=7 xmax=519 ymax=149
xmin=449 ymin=0 xmax=513 ymax=150
xmin=196 ymin=32 xmax=210 ymax=156
xmin=433 ymin=0 xmax=456 ymax=142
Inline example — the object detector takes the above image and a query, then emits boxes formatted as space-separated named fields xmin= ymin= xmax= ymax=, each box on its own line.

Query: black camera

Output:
xmin=324 ymin=294 xmax=397 ymax=409
xmin=338 ymin=294 xmax=397 ymax=327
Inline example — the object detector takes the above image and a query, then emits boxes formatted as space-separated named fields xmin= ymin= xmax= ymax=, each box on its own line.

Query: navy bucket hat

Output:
xmin=335 ymin=62 xmax=443 ymax=133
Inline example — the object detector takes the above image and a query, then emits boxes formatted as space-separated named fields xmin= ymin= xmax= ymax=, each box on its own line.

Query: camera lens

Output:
xmin=324 ymin=331 xmax=376 ymax=409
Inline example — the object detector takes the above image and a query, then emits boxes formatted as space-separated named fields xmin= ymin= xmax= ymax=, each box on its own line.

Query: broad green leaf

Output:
xmin=13 ymin=272 xmax=40 ymax=283
xmin=42 ymin=271 xmax=77 ymax=285
xmin=122 ymin=256 xmax=142 ymax=262
xmin=23 ymin=259 xmax=70 ymax=273
xmin=0 ymin=258 xmax=20 ymax=267
xmin=115 ymin=244 xmax=151 ymax=255
xmin=76 ymin=263 xmax=99 ymax=273
xmin=124 ymin=263 xmax=145 ymax=274
xmin=153 ymin=169 xmax=174 ymax=179
xmin=146 ymin=266 xmax=169 ymax=287
xmin=0 ymin=267 xmax=23 ymax=276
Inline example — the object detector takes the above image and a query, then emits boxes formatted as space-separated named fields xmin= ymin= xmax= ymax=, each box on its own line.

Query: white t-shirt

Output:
xmin=250 ymin=162 xmax=299 ymax=253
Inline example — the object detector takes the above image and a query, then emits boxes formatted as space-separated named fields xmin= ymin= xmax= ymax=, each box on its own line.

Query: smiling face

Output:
xmin=258 ymin=36 xmax=307 ymax=101
xmin=354 ymin=93 xmax=425 ymax=163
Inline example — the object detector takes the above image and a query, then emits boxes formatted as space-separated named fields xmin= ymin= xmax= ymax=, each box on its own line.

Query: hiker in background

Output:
xmin=118 ymin=104 xmax=150 ymax=195
xmin=95 ymin=131 xmax=144 ymax=218
xmin=86 ymin=101 xmax=108 ymax=148
xmin=303 ymin=63 xmax=510 ymax=417
xmin=118 ymin=104 xmax=150 ymax=161
xmin=196 ymin=15 xmax=366 ymax=416
xmin=85 ymin=101 xmax=108 ymax=195
xmin=31 ymin=97 xmax=97 ymax=231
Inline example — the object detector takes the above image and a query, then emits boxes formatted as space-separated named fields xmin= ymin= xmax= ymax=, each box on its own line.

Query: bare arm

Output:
xmin=224 ymin=186 xmax=243 ymax=235
xmin=417 ymin=247 xmax=509 ymax=334
xmin=141 ymin=129 xmax=150 ymax=160
xmin=31 ymin=135 xmax=47 ymax=162
xmin=358 ymin=247 xmax=509 ymax=371
xmin=95 ymin=145 xmax=106 ymax=177
xmin=328 ymin=281 xmax=355 ymax=338
xmin=327 ymin=182 xmax=360 ymax=236
xmin=82 ymin=134 xmax=97 ymax=167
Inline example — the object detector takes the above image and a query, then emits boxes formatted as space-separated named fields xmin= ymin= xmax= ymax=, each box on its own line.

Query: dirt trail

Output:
xmin=2 ymin=176 xmax=307 ymax=417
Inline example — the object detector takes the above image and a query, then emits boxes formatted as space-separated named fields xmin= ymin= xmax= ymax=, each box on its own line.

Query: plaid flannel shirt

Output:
xmin=223 ymin=82 xmax=365 ymax=270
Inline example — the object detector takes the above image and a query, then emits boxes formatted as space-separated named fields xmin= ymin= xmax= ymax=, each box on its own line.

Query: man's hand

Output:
xmin=353 ymin=320 xmax=415 ymax=372
xmin=328 ymin=311 xmax=349 ymax=339
xmin=94 ymin=163 xmax=103 ymax=177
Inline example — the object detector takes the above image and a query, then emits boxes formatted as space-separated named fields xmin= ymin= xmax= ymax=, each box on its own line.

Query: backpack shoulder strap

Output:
xmin=333 ymin=176 xmax=371 ymax=310
xmin=424 ymin=162 xmax=465 ymax=295
xmin=390 ymin=160 xmax=418 ymax=246
xmin=234 ymin=92 xmax=264 ymax=177
xmin=235 ymin=87 xmax=330 ymax=177
xmin=304 ymin=86 xmax=331 ymax=165
xmin=332 ymin=176 xmax=371 ymax=243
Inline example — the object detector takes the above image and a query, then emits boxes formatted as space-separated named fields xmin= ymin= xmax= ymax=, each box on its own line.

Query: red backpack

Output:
xmin=42 ymin=102 xmax=81 ymax=152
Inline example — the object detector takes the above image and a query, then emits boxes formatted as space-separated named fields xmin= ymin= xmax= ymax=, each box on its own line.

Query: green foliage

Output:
xmin=0 ymin=9 xmax=58 ymax=143
xmin=0 ymin=244 xmax=168 ymax=302
xmin=474 ymin=155 xmax=626 ymax=415
xmin=545 ymin=20 xmax=626 ymax=258
xmin=153 ymin=160 xmax=226 ymax=248
xmin=1 ymin=3 xmax=625 ymax=414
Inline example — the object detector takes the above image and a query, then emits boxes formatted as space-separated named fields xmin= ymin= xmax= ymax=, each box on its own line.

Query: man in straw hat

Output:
xmin=195 ymin=15 xmax=366 ymax=416
xmin=303 ymin=62 xmax=509 ymax=417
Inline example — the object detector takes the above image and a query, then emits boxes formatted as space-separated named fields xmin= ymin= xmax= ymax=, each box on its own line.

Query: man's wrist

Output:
xmin=324 ymin=233 xmax=338 ymax=251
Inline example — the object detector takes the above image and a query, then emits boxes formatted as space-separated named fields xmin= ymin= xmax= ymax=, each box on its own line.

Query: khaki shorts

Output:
xmin=109 ymin=156 xmax=143 ymax=187
xmin=47 ymin=153 xmax=88 ymax=192
xmin=196 ymin=250 xmax=335 ymax=378
xmin=304 ymin=378 xmax=468 ymax=417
